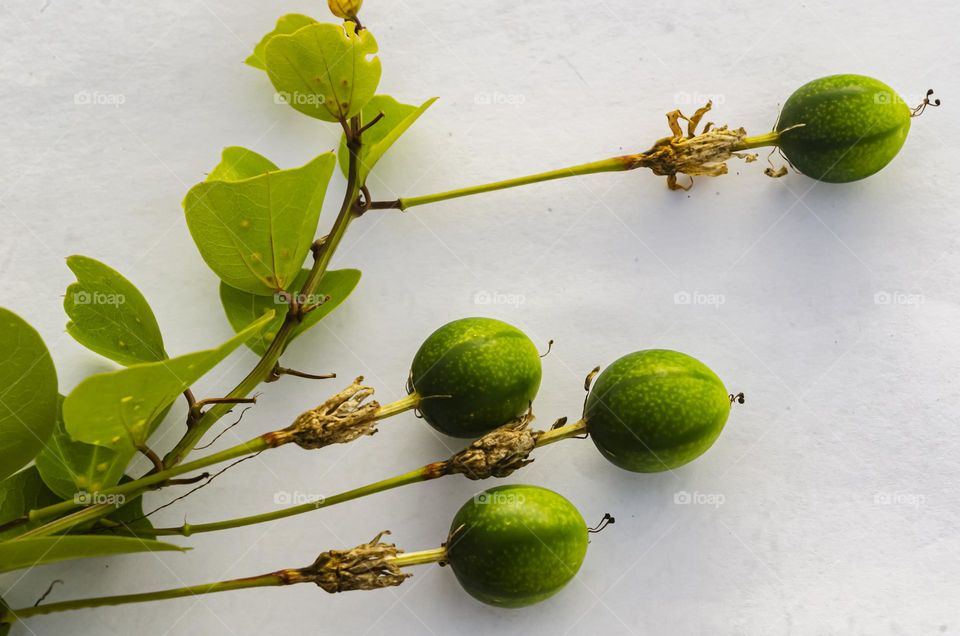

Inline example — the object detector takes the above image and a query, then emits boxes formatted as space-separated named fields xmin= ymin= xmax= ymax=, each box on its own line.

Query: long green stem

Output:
xmin=18 ymin=437 xmax=271 ymax=535
xmin=164 ymin=364 xmax=274 ymax=469
xmin=3 ymin=546 xmax=444 ymax=623
xmin=20 ymin=392 xmax=422 ymax=537
xmin=5 ymin=572 xmax=288 ymax=621
xmin=373 ymin=129 xmax=785 ymax=212
xmin=140 ymin=418 xmax=591 ymax=538
xmin=392 ymin=155 xmax=639 ymax=210
xmin=147 ymin=464 xmax=441 ymax=537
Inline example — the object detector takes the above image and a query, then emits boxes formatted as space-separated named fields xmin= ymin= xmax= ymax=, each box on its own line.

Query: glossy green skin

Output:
xmin=777 ymin=74 xmax=911 ymax=183
xmin=446 ymin=485 xmax=588 ymax=608
xmin=586 ymin=350 xmax=730 ymax=473
xmin=410 ymin=317 xmax=542 ymax=438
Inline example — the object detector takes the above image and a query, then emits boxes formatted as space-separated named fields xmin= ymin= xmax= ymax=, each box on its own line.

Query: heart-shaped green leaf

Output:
xmin=184 ymin=151 xmax=335 ymax=295
xmin=245 ymin=13 xmax=318 ymax=71
xmin=265 ymin=21 xmax=382 ymax=123
xmin=64 ymin=256 xmax=167 ymax=366
xmin=0 ymin=308 xmax=58 ymax=481
xmin=219 ymin=268 xmax=361 ymax=356
xmin=338 ymin=95 xmax=438 ymax=183
xmin=0 ymin=467 xmax=60 ymax=540
xmin=0 ymin=536 xmax=186 ymax=574
xmin=63 ymin=312 xmax=273 ymax=451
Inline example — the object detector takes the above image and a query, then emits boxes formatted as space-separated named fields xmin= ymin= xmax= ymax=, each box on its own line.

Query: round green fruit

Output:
xmin=585 ymin=350 xmax=730 ymax=473
xmin=409 ymin=317 xmax=542 ymax=438
xmin=445 ymin=485 xmax=588 ymax=608
xmin=776 ymin=74 xmax=912 ymax=183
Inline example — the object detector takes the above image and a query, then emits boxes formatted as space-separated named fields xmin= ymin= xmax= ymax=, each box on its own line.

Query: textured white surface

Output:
xmin=1 ymin=0 xmax=959 ymax=634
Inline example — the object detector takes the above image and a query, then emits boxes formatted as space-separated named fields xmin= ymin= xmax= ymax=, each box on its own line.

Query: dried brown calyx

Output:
xmin=268 ymin=377 xmax=380 ymax=449
xmin=631 ymin=101 xmax=760 ymax=191
xmin=443 ymin=409 xmax=540 ymax=480
xmin=291 ymin=531 xmax=410 ymax=593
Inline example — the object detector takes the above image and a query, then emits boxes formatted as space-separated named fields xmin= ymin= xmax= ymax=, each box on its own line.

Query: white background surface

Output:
xmin=1 ymin=0 xmax=958 ymax=634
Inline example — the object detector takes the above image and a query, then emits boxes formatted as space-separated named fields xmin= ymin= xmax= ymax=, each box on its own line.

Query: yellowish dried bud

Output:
xmin=328 ymin=0 xmax=363 ymax=19
xmin=267 ymin=377 xmax=380 ymax=450
xmin=632 ymin=101 xmax=761 ymax=191
xmin=292 ymin=531 xmax=410 ymax=593
xmin=445 ymin=410 xmax=539 ymax=480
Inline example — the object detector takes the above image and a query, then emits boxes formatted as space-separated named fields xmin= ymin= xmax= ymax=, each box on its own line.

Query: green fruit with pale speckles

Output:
xmin=586 ymin=350 xmax=730 ymax=473
xmin=409 ymin=317 xmax=542 ymax=438
xmin=446 ymin=485 xmax=588 ymax=608
xmin=776 ymin=74 xmax=912 ymax=183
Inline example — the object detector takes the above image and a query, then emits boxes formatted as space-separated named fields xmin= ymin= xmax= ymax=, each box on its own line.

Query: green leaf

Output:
xmin=207 ymin=146 xmax=278 ymax=183
xmin=245 ymin=13 xmax=318 ymax=71
xmin=265 ymin=21 xmax=382 ymax=123
xmin=184 ymin=151 xmax=336 ymax=295
xmin=36 ymin=396 xmax=171 ymax=504
xmin=63 ymin=312 xmax=274 ymax=452
xmin=35 ymin=396 xmax=128 ymax=500
xmin=64 ymin=256 xmax=168 ymax=366
xmin=219 ymin=269 xmax=361 ymax=356
xmin=0 ymin=536 xmax=186 ymax=574
xmin=36 ymin=415 xmax=153 ymax=533
xmin=0 ymin=308 xmax=58 ymax=481
xmin=339 ymin=95 xmax=438 ymax=182
xmin=0 ymin=467 xmax=60 ymax=541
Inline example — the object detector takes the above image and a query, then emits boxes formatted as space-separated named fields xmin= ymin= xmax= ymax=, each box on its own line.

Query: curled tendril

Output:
xmin=588 ymin=513 xmax=616 ymax=534
xmin=911 ymin=89 xmax=940 ymax=117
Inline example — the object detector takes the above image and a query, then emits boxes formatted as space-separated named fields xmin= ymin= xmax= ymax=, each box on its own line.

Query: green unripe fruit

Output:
xmin=446 ymin=485 xmax=589 ymax=608
xmin=586 ymin=350 xmax=730 ymax=473
xmin=409 ymin=317 xmax=542 ymax=438
xmin=776 ymin=74 xmax=912 ymax=183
